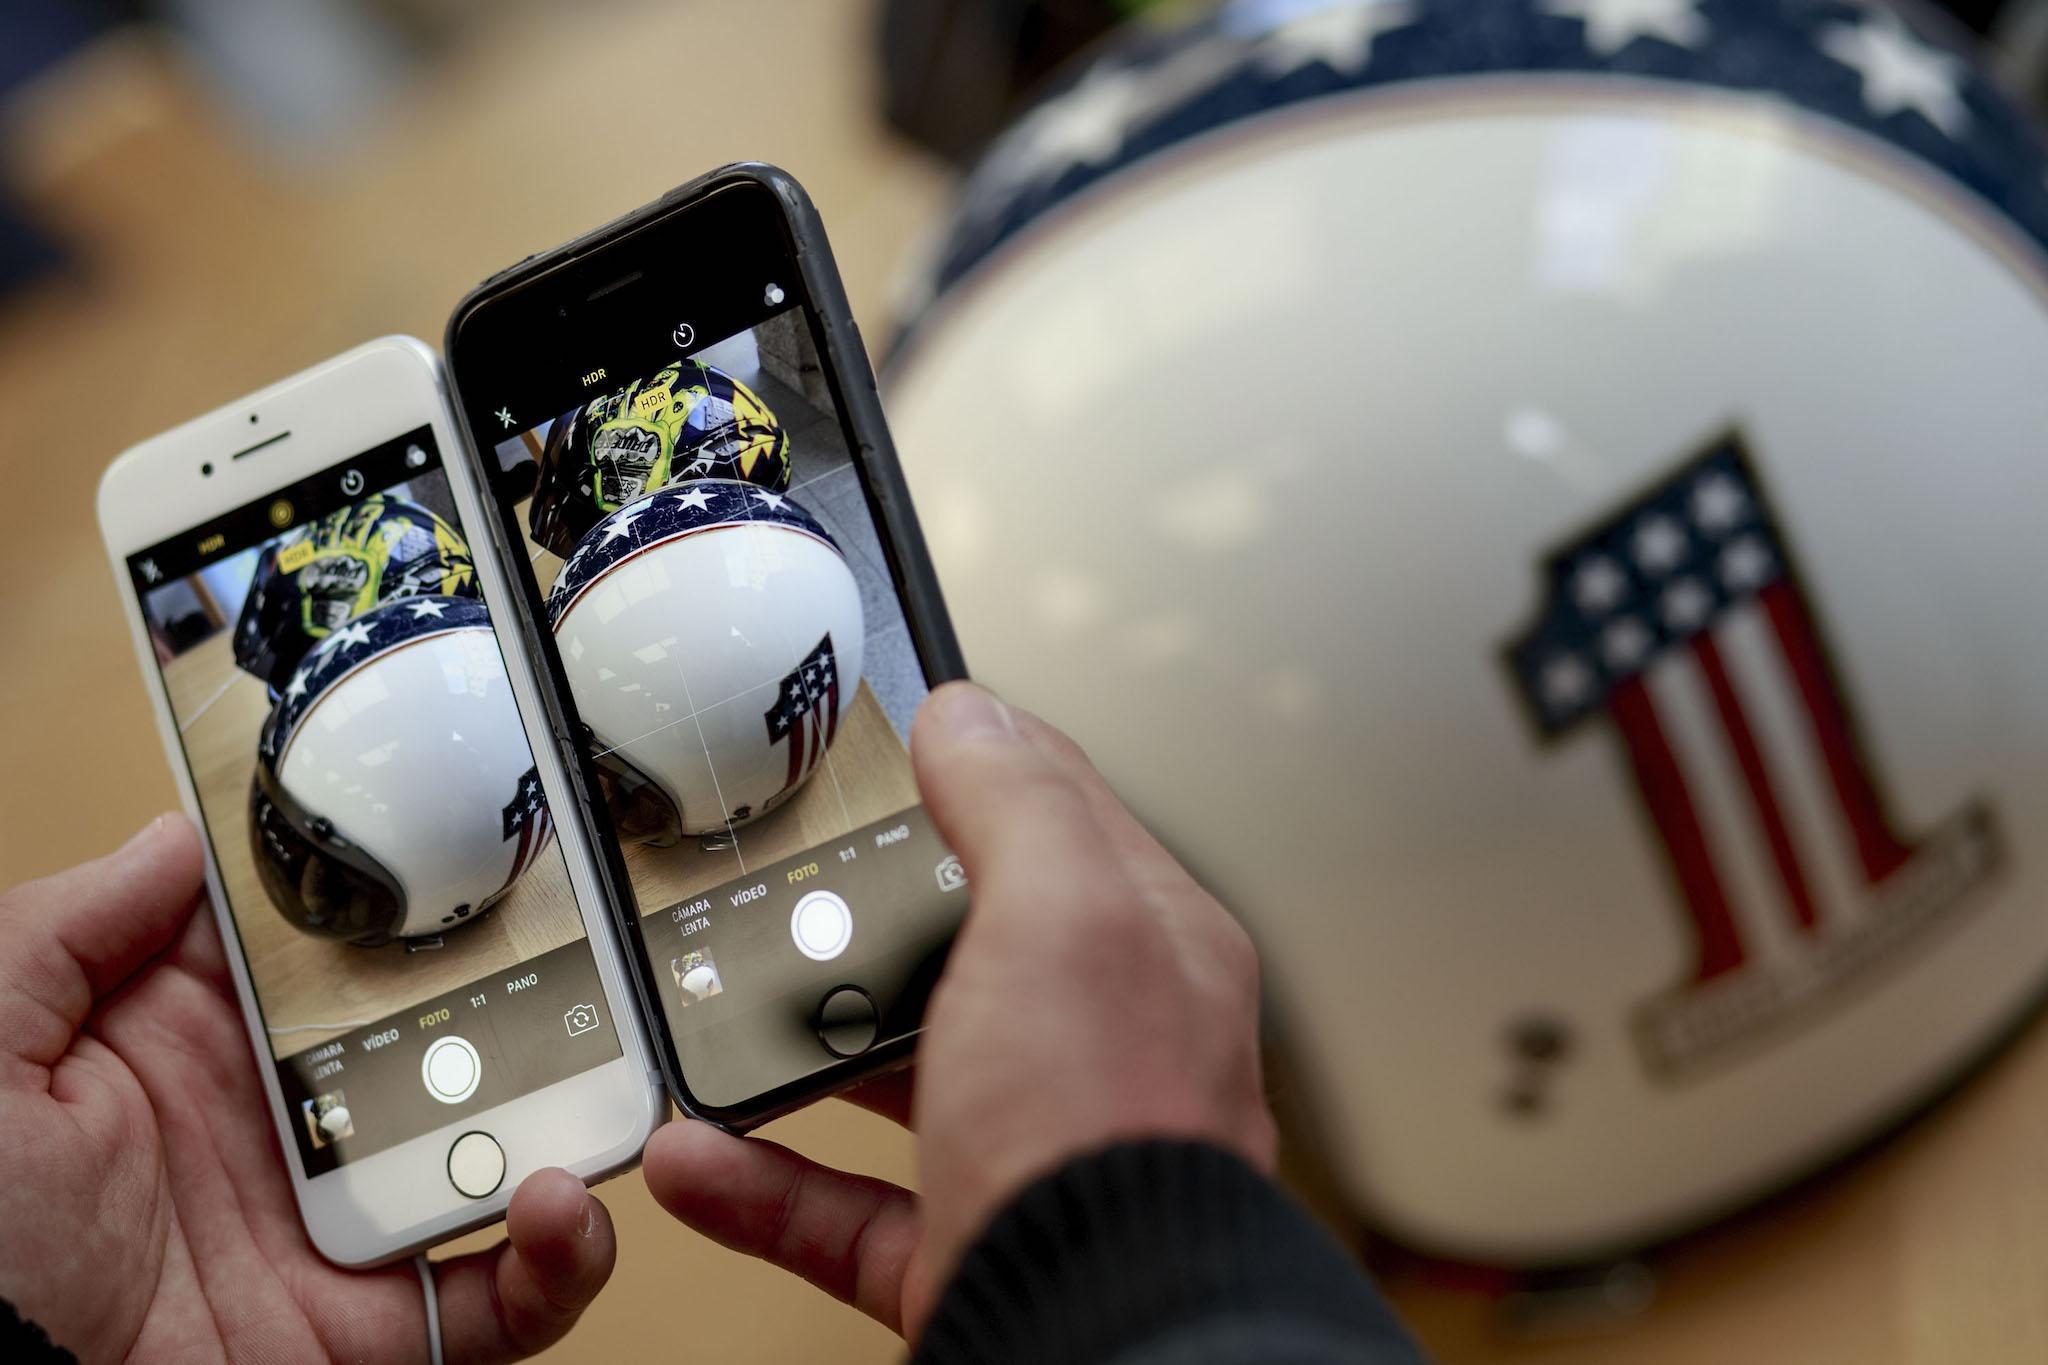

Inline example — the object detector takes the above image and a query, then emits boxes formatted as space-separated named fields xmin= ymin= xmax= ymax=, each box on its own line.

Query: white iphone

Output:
xmin=97 ymin=336 xmax=663 ymax=1265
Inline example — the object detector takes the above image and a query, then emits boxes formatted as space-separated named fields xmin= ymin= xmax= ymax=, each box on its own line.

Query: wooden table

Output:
xmin=3 ymin=6 xmax=2044 ymax=1361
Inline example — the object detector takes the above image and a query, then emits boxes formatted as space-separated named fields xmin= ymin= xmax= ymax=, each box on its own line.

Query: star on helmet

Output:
xmin=1572 ymin=556 xmax=1629 ymax=615
xmin=1254 ymin=0 xmax=1416 ymax=76
xmin=1718 ymin=536 xmax=1775 ymax=591
xmin=1538 ymin=0 xmax=1708 ymax=57
xmin=599 ymin=505 xmax=647 ymax=546
xmin=1632 ymin=516 xmax=1689 ymax=576
xmin=1660 ymin=577 xmax=1715 ymax=632
xmin=1818 ymin=15 xmax=1969 ymax=139
xmin=1691 ymin=473 xmax=1747 ymax=534
xmin=1538 ymin=653 xmax=1595 ymax=711
xmin=1600 ymin=616 xmax=1654 ymax=670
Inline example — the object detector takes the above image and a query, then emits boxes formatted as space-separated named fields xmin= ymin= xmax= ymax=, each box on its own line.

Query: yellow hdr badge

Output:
xmin=630 ymin=382 xmax=673 ymax=420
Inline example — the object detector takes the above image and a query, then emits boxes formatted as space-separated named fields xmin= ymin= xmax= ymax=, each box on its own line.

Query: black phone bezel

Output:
xmin=444 ymin=163 xmax=967 ymax=1131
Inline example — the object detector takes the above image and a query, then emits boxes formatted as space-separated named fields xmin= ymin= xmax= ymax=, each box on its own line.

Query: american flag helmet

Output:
xmin=250 ymin=595 xmax=552 ymax=944
xmin=548 ymin=479 xmax=864 ymax=841
xmin=888 ymin=0 xmax=2048 ymax=1261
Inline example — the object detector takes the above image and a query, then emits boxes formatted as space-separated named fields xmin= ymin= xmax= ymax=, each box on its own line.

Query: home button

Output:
xmin=447 ymin=1131 xmax=506 ymax=1199
xmin=815 ymin=986 xmax=879 ymax=1059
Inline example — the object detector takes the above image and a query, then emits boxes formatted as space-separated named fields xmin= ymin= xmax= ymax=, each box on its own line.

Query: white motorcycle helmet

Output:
xmin=549 ymin=479 xmax=865 ymax=841
xmin=889 ymin=0 xmax=2048 ymax=1262
xmin=251 ymin=594 xmax=553 ymax=944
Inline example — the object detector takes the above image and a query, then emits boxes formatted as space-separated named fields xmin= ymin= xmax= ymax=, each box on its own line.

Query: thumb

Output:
xmin=0 ymin=813 xmax=206 ymax=1065
xmin=909 ymin=684 xmax=1114 ymax=909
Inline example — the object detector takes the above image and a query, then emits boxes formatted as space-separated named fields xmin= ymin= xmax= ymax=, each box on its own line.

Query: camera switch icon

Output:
xmin=564 ymin=1003 xmax=601 ymax=1037
xmin=935 ymin=855 xmax=967 ymax=893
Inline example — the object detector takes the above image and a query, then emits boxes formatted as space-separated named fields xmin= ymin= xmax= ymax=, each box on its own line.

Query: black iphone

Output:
xmin=445 ymin=164 xmax=967 ymax=1127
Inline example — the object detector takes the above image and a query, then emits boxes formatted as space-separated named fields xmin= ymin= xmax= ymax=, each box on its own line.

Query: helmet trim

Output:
xmin=546 ymin=480 xmax=841 ymax=626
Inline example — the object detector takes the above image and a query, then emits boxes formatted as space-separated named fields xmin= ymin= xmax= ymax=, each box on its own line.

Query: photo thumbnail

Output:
xmin=670 ymin=950 xmax=725 ymax=1006
xmin=302 ymin=1090 xmax=355 ymax=1149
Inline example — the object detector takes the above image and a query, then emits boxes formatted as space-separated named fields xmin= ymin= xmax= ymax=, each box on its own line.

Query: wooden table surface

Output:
xmin=3 ymin=5 xmax=2044 ymax=1361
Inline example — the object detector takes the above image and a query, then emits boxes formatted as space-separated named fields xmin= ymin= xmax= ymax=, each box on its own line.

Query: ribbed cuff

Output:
xmin=912 ymin=1140 xmax=1427 ymax=1365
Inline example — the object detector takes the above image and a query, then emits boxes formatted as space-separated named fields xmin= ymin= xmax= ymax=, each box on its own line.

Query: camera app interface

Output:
xmin=126 ymin=431 xmax=621 ymax=1177
xmin=486 ymin=296 xmax=960 ymax=1109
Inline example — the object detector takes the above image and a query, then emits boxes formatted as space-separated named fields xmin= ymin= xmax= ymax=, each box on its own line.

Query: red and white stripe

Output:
xmin=1610 ymin=582 xmax=1913 ymax=984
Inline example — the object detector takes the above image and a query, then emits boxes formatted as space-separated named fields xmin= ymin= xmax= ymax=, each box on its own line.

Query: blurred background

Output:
xmin=6 ymin=1 xmax=2048 ymax=1360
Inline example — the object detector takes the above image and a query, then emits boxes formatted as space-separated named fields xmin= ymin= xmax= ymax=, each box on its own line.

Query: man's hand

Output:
xmin=0 ymin=814 xmax=616 ymax=1363
xmin=643 ymin=683 xmax=1275 ymax=1339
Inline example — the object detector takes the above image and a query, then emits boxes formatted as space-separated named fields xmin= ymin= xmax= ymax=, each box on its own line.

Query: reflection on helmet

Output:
xmin=249 ymin=595 xmax=551 ymax=944
xmin=528 ymin=360 xmax=791 ymax=558
xmin=233 ymin=494 xmax=476 ymax=696
xmin=549 ymin=480 xmax=863 ymax=840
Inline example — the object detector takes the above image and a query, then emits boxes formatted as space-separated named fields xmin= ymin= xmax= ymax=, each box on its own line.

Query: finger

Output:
xmin=840 ymin=1068 xmax=914 ymax=1127
xmin=0 ymin=813 xmax=205 ymax=1067
xmin=643 ymin=1120 xmax=918 ymax=1335
xmin=918 ymin=686 xmax=1214 ymax=918
xmin=910 ymin=684 xmax=1122 ymax=911
xmin=941 ymin=687 xmax=1142 ymax=828
xmin=170 ymin=886 xmax=235 ymax=994
xmin=435 ymin=1169 xmax=615 ymax=1364
xmin=1004 ymin=702 xmax=1209 ymax=895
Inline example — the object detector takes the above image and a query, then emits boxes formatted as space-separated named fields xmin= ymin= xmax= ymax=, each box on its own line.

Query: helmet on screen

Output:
xmin=527 ymin=360 xmax=792 ymax=558
xmin=887 ymin=0 xmax=2048 ymax=1262
xmin=548 ymin=479 xmax=863 ymax=841
xmin=249 ymin=595 xmax=552 ymax=945
xmin=233 ymin=493 xmax=477 ymax=697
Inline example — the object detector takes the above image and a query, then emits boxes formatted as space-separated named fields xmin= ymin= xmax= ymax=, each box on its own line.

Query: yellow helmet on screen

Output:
xmin=528 ymin=360 xmax=791 ymax=558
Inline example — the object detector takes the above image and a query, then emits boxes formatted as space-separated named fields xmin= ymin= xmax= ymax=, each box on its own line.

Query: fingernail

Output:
xmin=931 ymin=683 xmax=1015 ymax=742
xmin=121 ymin=814 xmax=169 ymax=852
xmin=577 ymin=1193 xmax=596 ymax=1239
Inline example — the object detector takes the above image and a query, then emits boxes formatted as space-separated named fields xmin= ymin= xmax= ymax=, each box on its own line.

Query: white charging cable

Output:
xmin=414 ymin=1253 xmax=445 ymax=1365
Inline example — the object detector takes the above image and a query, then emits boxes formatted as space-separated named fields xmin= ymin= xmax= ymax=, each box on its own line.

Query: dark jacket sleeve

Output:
xmin=912 ymin=1140 xmax=1430 ymax=1365
xmin=0 ymin=1299 xmax=76 ymax=1364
